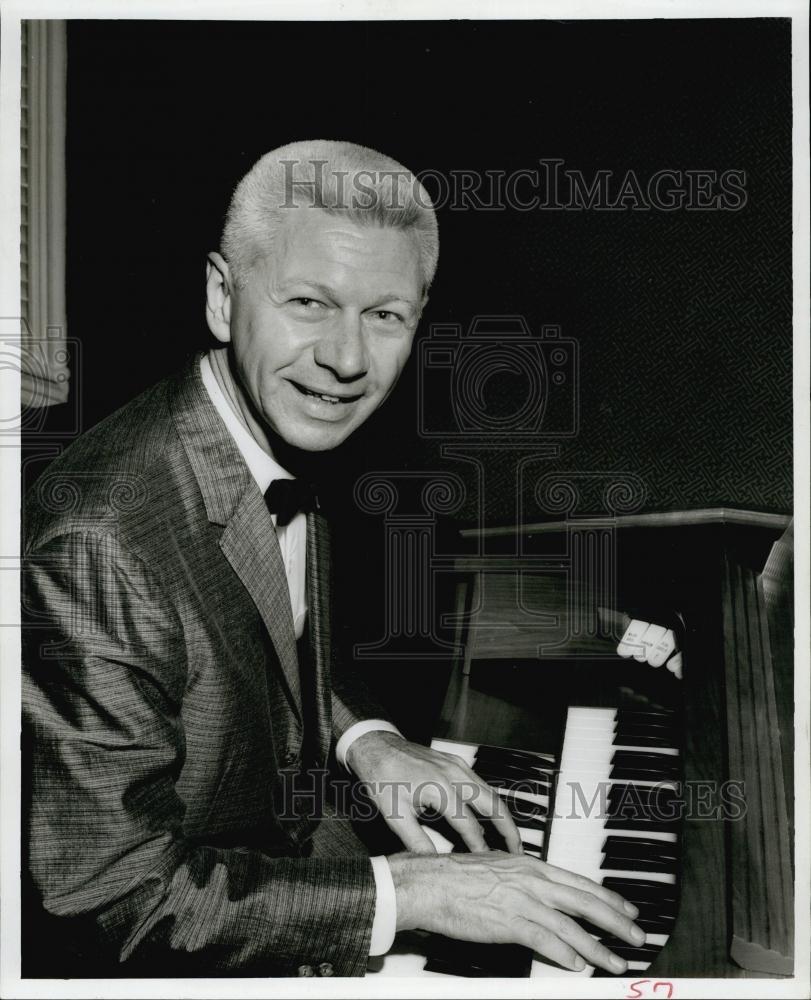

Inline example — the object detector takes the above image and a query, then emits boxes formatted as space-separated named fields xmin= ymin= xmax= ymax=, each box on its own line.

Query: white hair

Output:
xmin=221 ymin=139 xmax=439 ymax=292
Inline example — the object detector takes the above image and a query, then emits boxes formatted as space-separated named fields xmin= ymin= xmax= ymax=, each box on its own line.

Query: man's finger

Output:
xmin=546 ymin=885 xmax=644 ymax=946
xmin=538 ymin=863 xmax=639 ymax=917
xmin=469 ymin=783 xmax=524 ymax=854
xmin=534 ymin=907 xmax=630 ymax=975
xmin=444 ymin=801 xmax=489 ymax=853
xmin=511 ymin=919 xmax=585 ymax=972
xmin=387 ymin=812 xmax=438 ymax=854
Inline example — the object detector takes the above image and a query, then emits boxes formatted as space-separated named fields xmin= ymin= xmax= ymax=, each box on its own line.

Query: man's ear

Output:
xmin=205 ymin=252 xmax=233 ymax=343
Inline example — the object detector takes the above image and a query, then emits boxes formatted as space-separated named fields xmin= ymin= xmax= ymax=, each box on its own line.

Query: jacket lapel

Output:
xmin=220 ymin=493 xmax=302 ymax=721
xmin=170 ymin=355 xmax=303 ymax=723
xmin=306 ymin=510 xmax=335 ymax=764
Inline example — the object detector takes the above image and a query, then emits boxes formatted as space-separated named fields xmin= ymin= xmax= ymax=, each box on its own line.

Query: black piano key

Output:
xmin=610 ymin=764 xmax=681 ymax=782
xmin=615 ymin=708 xmax=677 ymax=723
xmin=610 ymin=752 xmax=680 ymax=779
xmin=480 ymin=819 xmax=510 ymax=851
xmin=636 ymin=913 xmax=676 ymax=934
xmin=598 ymin=937 xmax=661 ymax=963
xmin=602 ymin=836 xmax=678 ymax=861
xmin=498 ymin=787 xmax=550 ymax=810
xmin=614 ymin=717 xmax=678 ymax=732
xmin=614 ymin=723 xmax=677 ymax=740
xmin=611 ymin=749 xmax=679 ymax=767
xmin=475 ymin=757 xmax=554 ymax=782
xmin=502 ymin=796 xmax=548 ymax=821
xmin=602 ymin=877 xmax=678 ymax=905
xmin=424 ymin=936 xmax=532 ymax=978
xmin=608 ymin=783 xmax=680 ymax=811
xmin=628 ymin=896 xmax=676 ymax=923
xmin=615 ymin=719 xmax=678 ymax=735
xmin=605 ymin=816 xmax=681 ymax=833
xmin=476 ymin=744 xmax=556 ymax=765
xmin=475 ymin=771 xmax=551 ymax=797
xmin=601 ymin=848 xmax=677 ymax=872
xmin=474 ymin=749 xmax=555 ymax=773
xmin=621 ymin=897 xmax=677 ymax=922
xmin=601 ymin=854 xmax=676 ymax=875
xmin=612 ymin=731 xmax=678 ymax=749
xmin=505 ymin=811 xmax=547 ymax=833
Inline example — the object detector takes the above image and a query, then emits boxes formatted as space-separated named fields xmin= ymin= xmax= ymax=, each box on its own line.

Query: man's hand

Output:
xmin=617 ymin=617 xmax=683 ymax=678
xmin=345 ymin=730 xmax=523 ymax=855
xmin=388 ymin=850 xmax=644 ymax=975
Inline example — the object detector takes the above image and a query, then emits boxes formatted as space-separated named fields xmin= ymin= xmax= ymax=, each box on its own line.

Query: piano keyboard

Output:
xmin=368 ymin=705 xmax=681 ymax=979
xmin=544 ymin=705 xmax=681 ymax=978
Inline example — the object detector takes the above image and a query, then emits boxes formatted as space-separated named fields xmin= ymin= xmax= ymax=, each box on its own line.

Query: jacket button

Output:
xmin=297 ymin=964 xmax=315 ymax=976
xmin=317 ymin=962 xmax=334 ymax=977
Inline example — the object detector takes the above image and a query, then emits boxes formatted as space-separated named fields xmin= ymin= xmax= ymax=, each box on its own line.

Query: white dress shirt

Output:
xmin=200 ymin=352 xmax=400 ymax=956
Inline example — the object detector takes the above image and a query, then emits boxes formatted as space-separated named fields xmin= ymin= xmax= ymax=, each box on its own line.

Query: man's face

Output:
xmin=223 ymin=209 xmax=424 ymax=452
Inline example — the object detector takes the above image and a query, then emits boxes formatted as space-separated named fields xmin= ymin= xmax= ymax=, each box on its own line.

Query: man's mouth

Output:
xmin=289 ymin=380 xmax=364 ymax=405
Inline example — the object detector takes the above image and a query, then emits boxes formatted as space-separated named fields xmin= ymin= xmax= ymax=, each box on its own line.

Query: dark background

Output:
xmin=54 ymin=17 xmax=793 ymax=520
xmin=26 ymin=17 xmax=793 ymax=727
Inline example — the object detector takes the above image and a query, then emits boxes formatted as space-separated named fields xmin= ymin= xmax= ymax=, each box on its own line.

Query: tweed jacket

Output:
xmin=22 ymin=354 xmax=389 ymax=976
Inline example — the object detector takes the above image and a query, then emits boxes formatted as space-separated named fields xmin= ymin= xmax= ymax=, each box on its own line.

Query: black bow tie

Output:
xmin=264 ymin=478 xmax=320 ymax=527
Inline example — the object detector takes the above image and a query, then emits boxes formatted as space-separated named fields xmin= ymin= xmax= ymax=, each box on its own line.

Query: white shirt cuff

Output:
xmin=368 ymin=855 xmax=397 ymax=956
xmin=335 ymin=719 xmax=404 ymax=771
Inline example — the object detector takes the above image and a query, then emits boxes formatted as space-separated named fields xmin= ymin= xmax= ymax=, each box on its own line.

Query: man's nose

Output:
xmin=314 ymin=311 xmax=369 ymax=382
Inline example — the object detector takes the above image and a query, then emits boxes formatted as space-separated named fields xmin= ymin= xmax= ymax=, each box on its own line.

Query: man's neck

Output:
xmin=208 ymin=346 xmax=275 ymax=456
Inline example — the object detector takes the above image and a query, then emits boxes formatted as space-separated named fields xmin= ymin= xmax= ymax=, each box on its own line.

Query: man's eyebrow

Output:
xmin=277 ymin=280 xmax=339 ymax=300
xmin=278 ymin=280 xmax=418 ymax=308
xmin=372 ymin=292 xmax=419 ymax=307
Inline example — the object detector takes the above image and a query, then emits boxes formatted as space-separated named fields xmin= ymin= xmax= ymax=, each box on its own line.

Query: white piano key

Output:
xmin=518 ymin=826 xmax=544 ymax=849
xmin=567 ymin=707 xmax=618 ymax=721
xmin=424 ymin=825 xmax=455 ymax=854
xmin=612 ymin=743 xmax=678 ymax=756
xmin=430 ymin=738 xmax=478 ymax=766
xmin=529 ymin=958 xmax=593 ymax=978
xmin=494 ymin=785 xmax=549 ymax=808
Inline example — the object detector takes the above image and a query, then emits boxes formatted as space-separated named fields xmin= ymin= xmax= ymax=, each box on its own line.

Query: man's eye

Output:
xmin=290 ymin=297 xmax=323 ymax=309
xmin=370 ymin=310 xmax=403 ymax=323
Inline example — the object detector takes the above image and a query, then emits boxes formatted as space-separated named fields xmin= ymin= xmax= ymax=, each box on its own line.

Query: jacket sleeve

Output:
xmin=22 ymin=530 xmax=376 ymax=976
xmin=330 ymin=667 xmax=396 ymax=742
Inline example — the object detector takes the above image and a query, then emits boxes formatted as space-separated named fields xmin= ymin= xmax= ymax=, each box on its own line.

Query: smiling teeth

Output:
xmin=301 ymin=386 xmax=342 ymax=403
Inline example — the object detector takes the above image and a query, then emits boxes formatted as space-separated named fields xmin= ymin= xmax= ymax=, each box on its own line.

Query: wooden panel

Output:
xmin=722 ymin=557 xmax=794 ymax=975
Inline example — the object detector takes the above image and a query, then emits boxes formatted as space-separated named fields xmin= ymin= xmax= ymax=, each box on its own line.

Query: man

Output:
xmin=22 ymin=140 xmax=644 ymax=977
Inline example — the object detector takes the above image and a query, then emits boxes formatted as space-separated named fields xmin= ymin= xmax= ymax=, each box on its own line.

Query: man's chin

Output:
xmin=275 ymin=420 xmax=358 ymax=453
